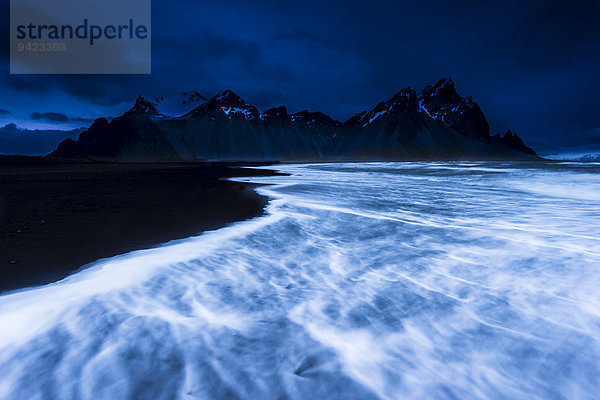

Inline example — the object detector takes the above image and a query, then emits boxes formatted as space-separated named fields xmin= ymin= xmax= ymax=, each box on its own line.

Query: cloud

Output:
xmin=71 ymin=117 xmax=93 ymax=124
xmin=30 ymin=112 xmax=70 ymax=123
xmin=0 ymin=109 xmax=10 ymax=116
xmin=29 ymin=112 xmax=92 ymax=124
xmin=0 ymin=123 xmax=83 ymax=156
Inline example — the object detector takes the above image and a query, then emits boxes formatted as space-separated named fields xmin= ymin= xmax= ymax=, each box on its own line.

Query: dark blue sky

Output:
xmin=1 ymin=0 xmax=599 ymax=155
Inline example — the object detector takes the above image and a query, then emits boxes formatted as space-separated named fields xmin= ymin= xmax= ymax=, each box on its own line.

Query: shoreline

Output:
xmin=0 ymin=158 xmax=279 ymax=294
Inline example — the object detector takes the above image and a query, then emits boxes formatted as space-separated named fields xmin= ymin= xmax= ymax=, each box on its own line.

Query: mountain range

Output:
xmin=50 ymin=78 xmax=538 ymax=161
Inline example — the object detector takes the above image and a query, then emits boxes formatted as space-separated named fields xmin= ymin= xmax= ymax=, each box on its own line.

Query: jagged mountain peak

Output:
xmin=430 ymin=76 xmax=454 ymax=90
xmin=126 ymin=95 xmax=162 ymax=116
xmin=418 ymin=78 xmax=490 ymax=139
xmin=389 ymin=88 xmax=418 ymax=109
xmin=211 ymin=90 xmax=245 ymax=105
xmin=346 ymin=87 xmax=418 ymax=128
xmin=421 ymin=77 xmax=459 ymax=102
xmin=188 ymin=90 xmax=261 ymax=120
xmin=126 ymin=91 xmax=207 ymax=118
xmin=259 ymin=106 xmax=288 ymax=121
xmin=289 ymin=110 xmax=340 ymax=126
xmin=491 ymin=130 xmax=537 ymax=155
xmin=391 ymin=87 xmax=418 ymax=101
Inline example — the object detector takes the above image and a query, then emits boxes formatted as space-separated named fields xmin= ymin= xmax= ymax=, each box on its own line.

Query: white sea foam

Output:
xmin=0 ymin=161 xmax=599 ymax=399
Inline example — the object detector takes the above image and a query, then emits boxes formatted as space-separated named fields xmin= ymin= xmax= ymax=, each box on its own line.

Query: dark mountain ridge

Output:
xmin=50 ymin=78 xmax=538 ymax=161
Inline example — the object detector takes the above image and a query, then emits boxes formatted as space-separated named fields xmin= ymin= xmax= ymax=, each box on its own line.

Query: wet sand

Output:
xmin=0 ymin=157 xmax=277 ymax=293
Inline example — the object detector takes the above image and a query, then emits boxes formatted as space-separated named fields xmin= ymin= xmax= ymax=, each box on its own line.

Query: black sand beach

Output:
xmin=0 ymin=157 xmax=277 ymax=293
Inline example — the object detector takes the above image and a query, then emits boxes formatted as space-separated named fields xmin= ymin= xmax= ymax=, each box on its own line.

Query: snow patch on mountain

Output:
xmin=221 ymin=106 xmax=255 ymax=119
xmin=418 ymin=99 xmax=432 ymax=117
xmin=363 ymin=110 xmax=388 ymax=127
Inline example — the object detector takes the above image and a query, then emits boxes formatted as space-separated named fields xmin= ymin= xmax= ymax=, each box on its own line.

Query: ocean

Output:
xmin=1 ymin=161 xmax=599 ymax=399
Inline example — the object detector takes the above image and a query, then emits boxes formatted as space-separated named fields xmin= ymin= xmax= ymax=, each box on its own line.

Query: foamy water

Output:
xmin=1 ymin=161 xmax=599 ymax=399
